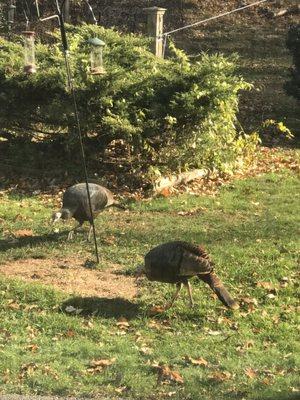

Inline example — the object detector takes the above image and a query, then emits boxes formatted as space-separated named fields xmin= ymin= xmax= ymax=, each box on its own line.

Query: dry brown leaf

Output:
xmin=102 ymin=235 xmax=116 ymax=245
xmin=153 ymin=364 xmax=184 ymax=385
xmin=159 ymin=188 xmax=171 ymax=198
xmin=241 ymin=297 xmax=258 ymax=306
xmin=210 ymin=371 xmax=232 ymax=382
xmin=245 ymin=368 xmax=257 ymax=379
xmin=140 ymin=346 xmax=153 ymax=355
xmin=89 ymin=358 xmax=116 ymax=368
xmin=116 ymin=317 xmax=130 ymax=329
xmin=19 ymin=362 xmax=38 ymax=378
xmin=7 ymin=301 xmax=20 ymax=310
xmin=256 ymin=281 xmax=276 ymax=291
xmin=148 ymin=306 xmax=165 ymax=316
xmin=87 ymin=358 xmax=116 ymax=374
xmin=14 ymin=229 xmax=33 ymax=238
xmin=26 ymin=344 xmax=39 ymax=353
xmin=115 ymin=386 xmax=127 ymax=394
xmin=185 ymin=356 xmax=208 ymax=367
xmin=65 ymin=329 xmax=75 ymax=337
xmin=262 ymin=377 xmax=272 ymax=385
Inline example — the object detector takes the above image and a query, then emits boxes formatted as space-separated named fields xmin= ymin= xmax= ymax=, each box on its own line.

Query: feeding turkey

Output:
xmin=52 ymin=183 xmax=125 ymax=240
xmin=136 ymin=241 xmax=239 ymax=311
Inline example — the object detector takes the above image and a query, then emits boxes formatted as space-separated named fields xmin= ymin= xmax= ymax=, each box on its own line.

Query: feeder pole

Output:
xmin=37 ymin=0 xmax=100 ymax=264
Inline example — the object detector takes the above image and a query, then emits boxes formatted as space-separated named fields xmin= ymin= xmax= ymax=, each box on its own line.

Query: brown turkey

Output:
xmin=52 ymin=183 xmax=125 ymax=240
xmin=136 ymin=241 xmax=239 ymax=311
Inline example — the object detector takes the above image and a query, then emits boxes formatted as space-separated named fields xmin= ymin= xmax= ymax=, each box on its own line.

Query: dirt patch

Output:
xmin=0 ymin=257 xmax=137 ymax=300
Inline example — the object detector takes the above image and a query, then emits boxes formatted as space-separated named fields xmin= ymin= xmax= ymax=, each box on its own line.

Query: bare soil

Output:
xmin=0 ymin=257 xmax=137 ymax=300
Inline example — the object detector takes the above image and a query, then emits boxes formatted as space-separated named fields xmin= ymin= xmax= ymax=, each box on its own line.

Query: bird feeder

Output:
xmin=8 ymin=4 xmax=16 ymax=24
xmin=88 ymin=37 xmax=105 ymax=75
xmin=22 ymin=31 xmax=36 ymax=74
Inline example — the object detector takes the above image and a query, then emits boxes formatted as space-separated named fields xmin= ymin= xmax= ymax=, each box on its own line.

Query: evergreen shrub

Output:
xmin=0 ymin=24 xmax=259 ymax=176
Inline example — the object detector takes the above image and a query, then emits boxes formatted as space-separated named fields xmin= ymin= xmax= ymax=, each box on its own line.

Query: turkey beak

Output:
xmin=51 ymin=212 xmax=62 ymax=225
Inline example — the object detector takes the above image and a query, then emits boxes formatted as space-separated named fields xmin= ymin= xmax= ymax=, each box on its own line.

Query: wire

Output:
xmin=162 ymin=0 xmax=270 ymax=38
xmin=84 ymin=0 xmax=98 ymax=25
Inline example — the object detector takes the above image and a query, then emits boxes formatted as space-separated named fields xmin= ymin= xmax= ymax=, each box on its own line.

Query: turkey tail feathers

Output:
xmin=199 ymin=273 xmax=239 ymax=310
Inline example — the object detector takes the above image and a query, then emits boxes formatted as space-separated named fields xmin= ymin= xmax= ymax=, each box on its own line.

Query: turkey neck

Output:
xmin=199 ymin=272 xmax=238 ymax=309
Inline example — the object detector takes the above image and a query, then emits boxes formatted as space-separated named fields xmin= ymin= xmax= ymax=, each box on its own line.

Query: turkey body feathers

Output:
xmin=142 ymin=241 xmax=239 ymax=310
xmin=144 ymin=241 xmax=213 ymax=283
xmin=62 ymin=183 xmax=116 ymax=224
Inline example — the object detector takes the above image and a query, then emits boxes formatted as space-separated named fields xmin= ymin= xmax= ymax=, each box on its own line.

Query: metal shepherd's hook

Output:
xmin=35 ymin=0 xmax=100 ymax=264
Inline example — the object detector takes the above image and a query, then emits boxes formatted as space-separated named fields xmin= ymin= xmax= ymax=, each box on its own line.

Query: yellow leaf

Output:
xmin=245 ymin=368 xmax=257 ymax=379
xmin=185 ymin=356 xmax=208 ymax=367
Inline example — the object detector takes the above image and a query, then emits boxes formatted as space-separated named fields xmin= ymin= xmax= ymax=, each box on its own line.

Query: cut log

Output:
xmin=153 ymin=168 xmax=208 ymax=194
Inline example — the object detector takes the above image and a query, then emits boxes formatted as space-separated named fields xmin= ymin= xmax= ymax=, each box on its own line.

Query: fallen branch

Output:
xmin=272 ymin=5 xmax=300 ymax=18
xmin=153 ymin=168 xmax=208 ymax=194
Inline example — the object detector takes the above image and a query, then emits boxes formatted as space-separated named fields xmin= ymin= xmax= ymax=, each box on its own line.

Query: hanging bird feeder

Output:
xmin=88 ymin=37 xmax=106 ymax=75
xmin=8 ymin=3 xmax=16 ymax=24
xmin=22 ymin=31 xmax=36 ymax=74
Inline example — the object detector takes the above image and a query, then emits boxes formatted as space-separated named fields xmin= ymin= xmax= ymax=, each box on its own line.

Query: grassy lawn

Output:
xmin=0 ymin=168 xmax=299 ymax=399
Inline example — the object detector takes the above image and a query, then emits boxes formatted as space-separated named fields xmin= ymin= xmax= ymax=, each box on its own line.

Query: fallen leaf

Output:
xmin=42 ymin=365 xmax=59 ymax=380
xmin=14 ymin=229 xmax=33 ymax=238
xmin=148 ymin=306 xmax=165 ymax=315
xmin=26 ymin=344 xmax=39 ymax=352
xmin=7 ymin=301 xmax=20 ymax=310
xmin=241 ymin=297 xmax=258 ymax=306
xmin=207 ymin=330 xmax=222 ymax=336
xmin=262 ymin=377 xmax=272 ymax=385
xmin=65 ymin=329 xmax=75 ymax=337
xmin=185 ymin=356 xmax=208 ymax=367
xmin=140 ymin=346 xmax=153 ymax=355
xmin=87 ymin=358 xmax=116 ymax=374
xmin=245 ymin=368 xmax=257 ymax=379
xmin=102 ymin=235 xmax=116 ymax=245
xmin=157 ymin=365 xmax=184 ymax=384
xmin=116 ymin=317 xmax=130 ymax=329
xmin=159 ymin=188 xmax=171 ymax=197
xmin=210 ymin=371 xmax=232 ymax=382
xmin=19 ymin=362 xmax=38 ymax=378
xmin=115 ymin=386 xmax=127 ymax=394
xmin=256 ymin=281 xmax=276 ymax=291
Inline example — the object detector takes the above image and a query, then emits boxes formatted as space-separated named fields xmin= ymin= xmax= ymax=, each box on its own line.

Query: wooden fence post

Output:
xmin=63 ymin=0 xmax=70 ymax=22
xmin=143 ymin=6 xmax=167 ymax=58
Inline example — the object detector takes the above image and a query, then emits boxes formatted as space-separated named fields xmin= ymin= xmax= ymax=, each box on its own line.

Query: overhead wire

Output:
xmin=161 ymin=0 xmax=271 ymax=57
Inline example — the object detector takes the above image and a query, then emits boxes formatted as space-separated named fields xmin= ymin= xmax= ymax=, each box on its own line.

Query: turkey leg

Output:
xmin=67 ymin=223 xmax=83 ymax=241
xmin=184 ymin=281 xmax=194 ymax=307
xmin=164 ymin=282 xmax=182 ymax=310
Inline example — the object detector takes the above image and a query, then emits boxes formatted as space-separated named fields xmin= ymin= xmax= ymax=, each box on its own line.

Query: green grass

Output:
xmin=0 ymin=169 xmax=299 ymax=399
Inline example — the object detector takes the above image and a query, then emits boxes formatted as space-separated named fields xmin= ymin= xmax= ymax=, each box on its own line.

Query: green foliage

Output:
xmin=285 ymin=24 xmax=300 ymax=102
xmin=0 ymin=24 xmax=258 ymax=175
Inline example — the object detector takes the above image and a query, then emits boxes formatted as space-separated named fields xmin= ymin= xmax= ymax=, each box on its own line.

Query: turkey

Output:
xmin=52 ymin=183 xmax=125 ymax=240
xmin=136 ymin=241 xmax=239 ymax=311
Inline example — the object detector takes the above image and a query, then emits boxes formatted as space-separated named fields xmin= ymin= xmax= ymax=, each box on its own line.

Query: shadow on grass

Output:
xmin=0 ymin=230 xmax=69 ymax=252
xmin=62 ymin=296 xmax=140 ymax=320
